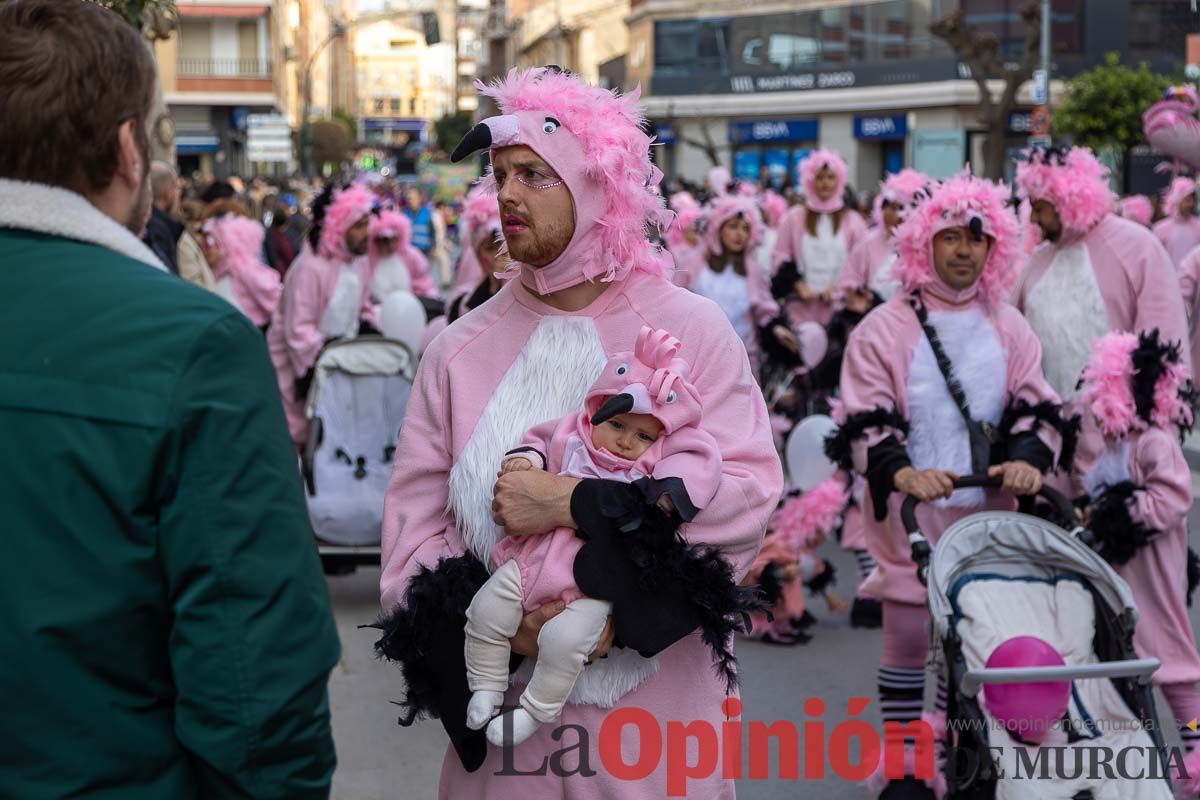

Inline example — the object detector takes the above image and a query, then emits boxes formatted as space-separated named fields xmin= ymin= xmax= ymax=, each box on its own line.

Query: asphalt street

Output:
xmin=323 ymin=475 xmax=1200 ymax=799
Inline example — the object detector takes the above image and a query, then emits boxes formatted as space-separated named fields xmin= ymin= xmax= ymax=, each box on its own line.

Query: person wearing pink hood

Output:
xmin=837 ymin=173 xmax=1068 ymax=799
xmin=1154 ymin=176 xmax=1200 ymax=265
xmin=364 ymin=207 xmax=439 ymax=305
xmin=451 ymin=183 xmax=505 ymax=299
xmin=1071 ymin=330 xmax=1200 ymax=796
xmin=1176 ymin=243 xmax=1200 ymax=379
xmin=464 ymin=326 xmax=759 ymax=749
xmin=664 ymin=190 xmax=704 ymax=288
xmin=266 ymin=183 xmax=378 ymax=446
xmin=371 ymin=66 xmax=781 ymax=798
xmin=839 ymin=169 xmax=931 ymax=315
xmin=1118 ymin=194 xmax=1155 ymax=229
xmin=674 ymin=193 xmax=776 ymax=362
xmin=1013 ymin=146 xmax=1191 ymax=405
xmin=198 ymin=212 xmax=282 ymax=332
xmin=771 ymin=148 xmax=868 ymax=326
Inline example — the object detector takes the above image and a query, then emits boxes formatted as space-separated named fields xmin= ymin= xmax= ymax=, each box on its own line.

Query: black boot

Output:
xmin=851 ymin=596 xmax=883 ymax=629
xmin=878 ymin=776 xmax=936 ymax=799
xmin=789 ymin=610 xmax=817 ymax=630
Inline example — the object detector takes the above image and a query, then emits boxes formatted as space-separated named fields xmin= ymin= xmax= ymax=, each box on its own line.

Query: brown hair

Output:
xmin=706 ymin=250 xmax=747 ymax=277
xmin=804 ymin=207 xmax=845 ymax=237
xmin=0 ymin=0 xmax=157 ymax=195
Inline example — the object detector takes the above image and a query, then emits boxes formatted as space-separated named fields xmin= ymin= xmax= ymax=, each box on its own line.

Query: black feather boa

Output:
xmin=367 ymin=554 xmax=490 ymax=771
xmin=998 ymin=398 xmax=1080 ymax=471
xmin=804 ymin=559 xmax=836 ymax=597
xmin=770 ymin=260 xmax=803 ymax=301
xmin=1087 ymin=481 xmax=1160 ymax=566
xmin=572 ymin=479 xmax=768 ymax=693
xmin=1189 ymin=548 xmax=1200 ymax=607
xmin=824 ymin=406 xmax=910 ymax=472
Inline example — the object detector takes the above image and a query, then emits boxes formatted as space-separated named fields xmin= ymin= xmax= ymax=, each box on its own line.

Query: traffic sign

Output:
xmin=1031 ymin=106 xmax=1051 ymax=137
xmin=1032 ymin=69 xmax=1048 ymax=105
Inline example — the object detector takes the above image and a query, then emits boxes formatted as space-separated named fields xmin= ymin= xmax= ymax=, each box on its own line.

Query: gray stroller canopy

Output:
xmin=927 ymin=511 xmax=1139 ymax=642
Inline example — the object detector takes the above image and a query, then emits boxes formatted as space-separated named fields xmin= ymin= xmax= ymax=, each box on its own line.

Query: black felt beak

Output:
xmin=591 ymin=393 xmax=634 ymax=426
xmin=968 ymin=216 xmax=984 ymax=241
xmin=451 ymin=123 xmax=492 ymax=163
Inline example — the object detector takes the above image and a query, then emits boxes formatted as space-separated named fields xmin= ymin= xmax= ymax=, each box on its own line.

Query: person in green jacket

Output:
xmin=0 ymin=3 xmax=340 ymax=798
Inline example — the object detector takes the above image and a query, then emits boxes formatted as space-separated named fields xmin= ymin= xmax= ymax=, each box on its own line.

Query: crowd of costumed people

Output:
xmin=244 ymin=120 xmax=1200 ymax=800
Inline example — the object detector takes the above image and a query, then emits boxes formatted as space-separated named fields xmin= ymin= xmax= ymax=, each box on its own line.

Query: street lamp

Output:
xmin=302 ymin=21 xmax=348 ymax=178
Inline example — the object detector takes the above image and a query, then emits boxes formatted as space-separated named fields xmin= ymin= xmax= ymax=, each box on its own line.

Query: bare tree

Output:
xmin=931 ymin=1 xmax=1041 ymax=179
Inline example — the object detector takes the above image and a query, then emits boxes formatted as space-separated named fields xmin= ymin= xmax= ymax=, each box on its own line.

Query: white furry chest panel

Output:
xmin=905 ymin=307 xmax=1007 ymax=508
xmin=1024 ymin=242 xmax=1110 ymax=401
xmin=869 ymin=251 xmax=900 ymax=300
xmin=1082 ymin=440 xmax=1132 ymax=499
xmin=319 ymin=265 xmax=362 ymax=340
xmin=446 ymin=316 xmax=661 ymax=706
xmin=370 ymin=255 xmax=411 ymax=301
xmin=693 ymin=267 xmax=751 ymax=341
xmin=800 ymin=214 xmax=846 ymax=293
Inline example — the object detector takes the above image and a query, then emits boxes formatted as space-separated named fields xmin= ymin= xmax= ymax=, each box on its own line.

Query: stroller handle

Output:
xmin=961 ymin=658 xmax=1160 ymax=698
xmin=900 ymin=474 xmax=1079 ymax=586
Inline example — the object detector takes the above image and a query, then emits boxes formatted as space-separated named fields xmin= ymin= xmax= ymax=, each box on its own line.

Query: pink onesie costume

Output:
xmin=373 ymin=67 xmax=781 ymax=799
xmin=836 ymin=169 xmax=931 ymax=308
xmin=836 ymin=173 xmax=1066 ymax=793
xmin=1013 ymin=146 xmax=1192 ymax=411
xmin=1070 ymin=329 xmax=1200 ymax=792
xmin=1178 ymin=243 xmax=1200 ymax=379
xmin=202 ymin=212 xmax=282 ymax=328
xmin=266 ymin=185 xmax=377 ymax=445
xmin=464 ymin=327 xmax=722 ymax=735
xmin=771 ymin=149 xmax=868 ymax=326
xmin=1153 ymin=176 xmax=1200 ymax=265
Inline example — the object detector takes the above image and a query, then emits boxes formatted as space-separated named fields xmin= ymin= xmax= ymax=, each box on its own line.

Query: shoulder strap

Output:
xmin=908 ymin=294 xmax=974 ymax=427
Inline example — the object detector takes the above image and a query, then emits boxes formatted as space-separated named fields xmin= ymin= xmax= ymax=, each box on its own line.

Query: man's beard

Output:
xmin=126 ymin=174 xmax=153 ymax=236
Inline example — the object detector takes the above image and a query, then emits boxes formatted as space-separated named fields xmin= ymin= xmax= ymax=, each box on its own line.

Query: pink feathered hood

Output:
xmin=800 ymin=148 xmax=848 ymax=213
xmin=368 ymin=208 xmax=413 ymax=269
xmin=317 ymin=184 xmax=377 ymax=263
xmin=1118 ymin=195 xmax=1154 ymax=228
xmin=875 ymin=169 xmax=933 ymax=226
xmin=703 ymin=194 xmax=764 ymax=256
xmin=450 ymin=66 xmax=671 ymax=295
xmin=1078 ymin=328 xmax=1196 ymax=439
xmin=1163 ymin=176 xmax=1197 ymax=217
xmin=578 ymin=326 xmax=720 ymax=518
xmin=771 ymin=478 xmax=850 ymax=550
xmin=759 ymin=190 xmax=789 ymax=229
xmin=461 ymin=184 xmax=501 ymax=250
xmin=893 ymin=171 xmax=1019 ymax=307
xmin=203 ymin=213 xmax=282 ymax=327
xmin=1015 ymin=146 xmax=1116 ymax=235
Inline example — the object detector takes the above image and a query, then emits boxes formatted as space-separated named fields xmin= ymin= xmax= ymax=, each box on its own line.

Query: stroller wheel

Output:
xmin=851 ymin=596 xmax=883 ymax=629
xmin=878 ymin=776 xmax=936 ymax=800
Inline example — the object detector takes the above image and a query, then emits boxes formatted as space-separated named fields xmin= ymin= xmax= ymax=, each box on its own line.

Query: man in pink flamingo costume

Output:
xmin=1013 ymin=145 xmax=1191 ymax=404
xmin=372 ymin=66 xmax=781 ymax=797
xmin=267 ymin=183 xmax=378 ymax=446
xmin=837 ymin=172 xmax=1068 ymax=799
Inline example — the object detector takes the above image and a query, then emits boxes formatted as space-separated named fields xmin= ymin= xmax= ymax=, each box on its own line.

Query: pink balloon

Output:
xmin=982 ymin=636 xmax=1070 ymax=744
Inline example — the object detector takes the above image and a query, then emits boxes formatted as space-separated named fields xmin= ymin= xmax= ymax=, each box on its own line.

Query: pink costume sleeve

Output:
xmin=453 ymin=247 xmax=483 ymax=296
xmin=650 ymin=426 xmax=723 ymax=515
xmin=281 ymin=259 xmax=328 ymax=377
xmin=771 ymin=206 xmax=803 ymax=269
xmin=837 ymin=310 xmax=911 ymax=475
xmin=510 ymin=415 xmax=567 ymax=471
xmin=238 ymin=264 xmax=283 ymax=328
xmin=417 ymin=315 xmax=446 ymax=357
xmin=668 ymin=244 xmax=702 ymax=290
xmin=661 ymin=297 xmax=783 ymax=579
xmin=1128 ymin=233 xmax=1193 ymax=377
xmin=746 ymin=248 xmax=780 ymax=325
xmin=837 ymin=235 xmax=873 ymax=298
xmin=404 ymin=245 xmax=439 ymax=299
xmin=996 ymin=305 xmax=1065 ymax=457
xmin=1179 ymin=246 xmax=1200 ymax=324
xmin=1131 ymin=428 xmax=1192 ymax=533
xmin=840 ymin=209 xmax=868 ymax=255
xmin=379 ymin=342 xmax=459 ymax=610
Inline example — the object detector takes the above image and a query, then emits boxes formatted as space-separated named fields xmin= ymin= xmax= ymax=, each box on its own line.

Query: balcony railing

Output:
xmin=178 ymin=58 xmax=272 ymax=78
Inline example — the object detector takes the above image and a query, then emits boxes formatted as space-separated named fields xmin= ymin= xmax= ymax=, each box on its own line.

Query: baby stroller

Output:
xmin=301 ymin=335 xmax=416 ymax=567
xmin=903 ymin=475 xmax=1170 ymax=799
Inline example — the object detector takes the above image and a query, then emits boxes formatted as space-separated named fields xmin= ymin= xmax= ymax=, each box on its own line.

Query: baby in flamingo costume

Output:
xmin=463 ymin=326 xmax=722 ymax=747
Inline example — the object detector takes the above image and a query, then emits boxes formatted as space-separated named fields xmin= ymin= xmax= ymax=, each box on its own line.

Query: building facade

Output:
xmin=626 ymin=0 xmax=1194 ymax=192
xmin=353 ymin=18 xmax=456 ymax=159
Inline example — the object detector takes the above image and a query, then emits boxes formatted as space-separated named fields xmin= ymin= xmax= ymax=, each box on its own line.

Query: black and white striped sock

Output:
xmin=854 ymin=549 xmax=876 ymax=581
xmin=1181 ymin=724 xmax=1200 ymax=753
